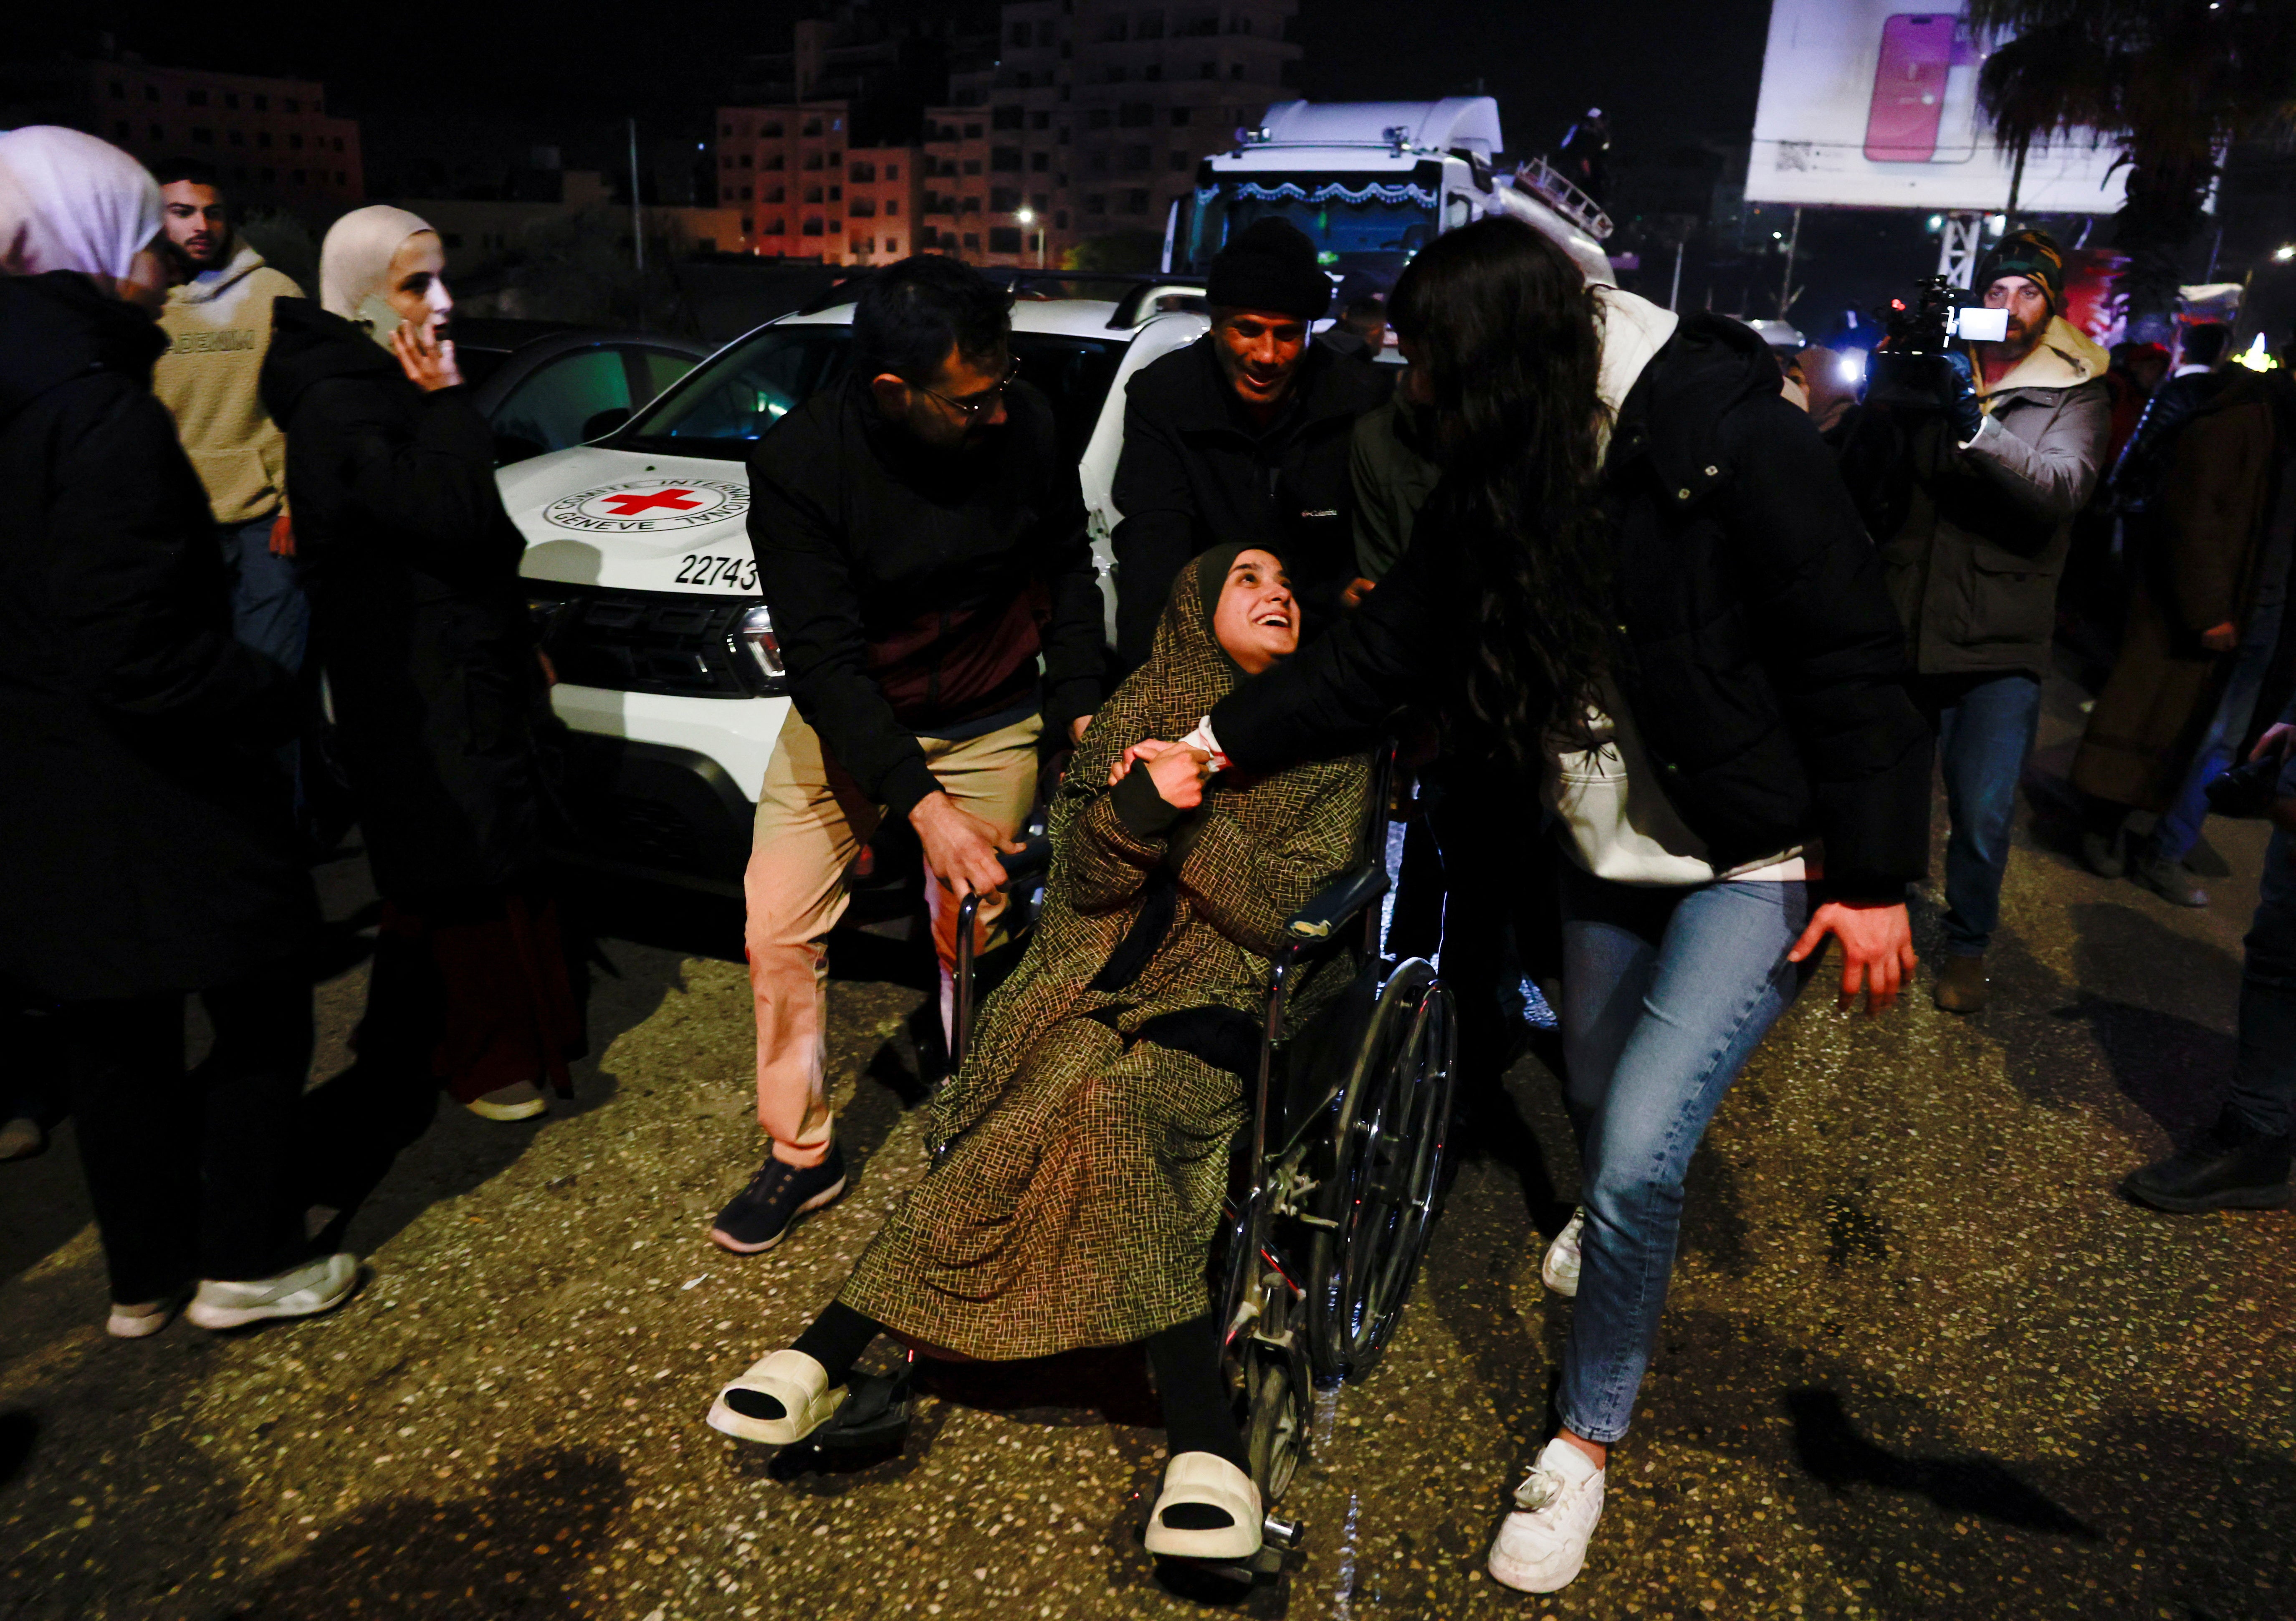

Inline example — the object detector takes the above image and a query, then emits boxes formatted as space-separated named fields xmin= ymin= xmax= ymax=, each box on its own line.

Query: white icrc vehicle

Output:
xmin=500 ymin=287 xmax=1213 ymax=895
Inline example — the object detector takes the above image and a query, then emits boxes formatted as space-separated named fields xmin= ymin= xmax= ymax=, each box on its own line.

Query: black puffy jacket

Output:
xmin=0 ymin=272 xmax=314 ymax=1000
xmin=1210 ymin=313 xmax=1931 ymax=898
xmin=260 ymin=299 xmax=555 ymax=905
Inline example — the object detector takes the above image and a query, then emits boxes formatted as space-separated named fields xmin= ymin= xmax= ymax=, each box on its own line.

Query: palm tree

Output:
xmin=1969 ymin=0 xmax=2296 ymax=338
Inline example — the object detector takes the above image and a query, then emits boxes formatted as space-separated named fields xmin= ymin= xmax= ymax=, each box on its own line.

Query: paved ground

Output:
xmin=3 ymin=676 xmax=2292 ymax=1621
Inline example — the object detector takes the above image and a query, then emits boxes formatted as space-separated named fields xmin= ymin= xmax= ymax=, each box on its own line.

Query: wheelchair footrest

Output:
xmin=795 ymin=1368 xmax=912 ymax=1453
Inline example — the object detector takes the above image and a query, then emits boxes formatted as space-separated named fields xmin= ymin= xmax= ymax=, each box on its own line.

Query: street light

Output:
xmin=1016 ymin=207 xmax=1045 ymax=269
xmin=2276 ymin=244 xmax=2296 ymax=263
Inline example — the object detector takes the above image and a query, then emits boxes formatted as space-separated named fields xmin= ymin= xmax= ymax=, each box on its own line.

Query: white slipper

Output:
xmin=706 ymin=1348 xmax=848 ymax=1446
xmin=1143 ymin=1451 xmax=1262 ymax=1561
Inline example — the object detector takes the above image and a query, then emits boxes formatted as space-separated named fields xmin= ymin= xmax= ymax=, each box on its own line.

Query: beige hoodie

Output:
xmin=154 ymin=240 xmax=302 ymax=525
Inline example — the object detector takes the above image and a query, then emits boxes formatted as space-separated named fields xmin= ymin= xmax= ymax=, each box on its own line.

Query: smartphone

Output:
xmin=1865 ymin=14 xmax=1956 ymax=162
xmin=357 ymin=293 xmax=403 ymax=344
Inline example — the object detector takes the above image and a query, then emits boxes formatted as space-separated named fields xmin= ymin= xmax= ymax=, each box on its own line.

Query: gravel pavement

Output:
xmin=3 ymin=682 xmax=2291 ymax=1621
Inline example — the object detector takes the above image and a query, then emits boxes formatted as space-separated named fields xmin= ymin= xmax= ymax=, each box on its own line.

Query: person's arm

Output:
xmin=1058 ymin=742 xmax=1208 ymax=912
xmin=298 ymin=375 xmax=521 ymax=591
xmin=1206 ymin=516 xmax=1450 ymax=773
xmin=1109 ymin=381 xmax=1205 ymax=669
xmin=746 ymin=439 xmax=938 ymax=818
xmin=1959 ymin=379 xmax=2111 ymax=532
xmin=51 ymin=385 xmax=293 ymax=737
xmin=1034 ymin=444 xmax=1106 ymax=740
xmin=1721 ymin=392 xmax=1932 ymax=901
xmin=1168 ymin=761 xmax=1366 ymax=957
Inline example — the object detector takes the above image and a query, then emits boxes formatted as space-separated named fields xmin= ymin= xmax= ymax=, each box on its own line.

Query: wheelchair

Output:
xmin=954 ymin=745 xmax=1459 ymax=1572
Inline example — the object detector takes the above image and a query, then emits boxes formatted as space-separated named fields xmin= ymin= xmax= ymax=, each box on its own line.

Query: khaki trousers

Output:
xmin=744 ymin=711 xmax=1041 ymax=1167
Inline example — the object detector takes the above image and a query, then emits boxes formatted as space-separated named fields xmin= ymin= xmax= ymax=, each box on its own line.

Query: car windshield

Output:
xmin=1185 ymin=169 xmax=1440 ymax=294
xmin=620 ymin=323 xmax=1126 ymax=464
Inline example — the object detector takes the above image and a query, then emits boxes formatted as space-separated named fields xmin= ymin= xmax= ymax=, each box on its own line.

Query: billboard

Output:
xmin=1746 ymin=1 xmax=2127 ymax=213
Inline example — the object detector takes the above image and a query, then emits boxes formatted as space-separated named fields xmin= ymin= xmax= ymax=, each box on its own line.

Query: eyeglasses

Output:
xmin=915 ymin=356 xmax=1021 ymax=421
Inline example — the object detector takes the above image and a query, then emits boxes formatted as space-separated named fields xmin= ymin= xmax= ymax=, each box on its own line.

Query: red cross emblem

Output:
xmin=599 ymin=488 xmax=703 ymax=516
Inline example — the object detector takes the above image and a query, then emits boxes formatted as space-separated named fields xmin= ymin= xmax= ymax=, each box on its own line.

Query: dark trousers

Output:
xmin=63 ymin=980 xmax=313 ymax=1304
xmin=2234 ymin=826 xmax=2296 ymax=1138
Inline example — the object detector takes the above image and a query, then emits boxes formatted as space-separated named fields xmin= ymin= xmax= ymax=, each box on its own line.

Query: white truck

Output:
xmin=1176 ymin=96 xmax=1617 ymax=294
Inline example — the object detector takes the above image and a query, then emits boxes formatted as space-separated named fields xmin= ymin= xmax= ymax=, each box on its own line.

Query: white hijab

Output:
xmin=0 ymin=126 xmax=162 ymax=280
xmin=318 ymin=203 xmax=435 ymax=325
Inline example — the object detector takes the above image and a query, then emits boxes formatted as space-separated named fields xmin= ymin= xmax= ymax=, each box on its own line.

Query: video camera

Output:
xmin=1865 ymin=276 xmax=2010 ymax=409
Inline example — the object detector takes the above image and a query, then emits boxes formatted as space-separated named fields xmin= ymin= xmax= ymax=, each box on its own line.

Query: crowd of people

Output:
xmin=4 ymin=119 xmax=2293 ymax=1600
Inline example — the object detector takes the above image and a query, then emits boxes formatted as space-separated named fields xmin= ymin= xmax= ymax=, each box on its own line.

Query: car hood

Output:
xmin=501 ymin=444 xmax=762 ymax=596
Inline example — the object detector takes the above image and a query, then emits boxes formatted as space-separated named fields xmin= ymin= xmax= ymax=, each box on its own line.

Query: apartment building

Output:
xmin=78 ymin=59 xmax=363 ymax=207
xmin=923 ymin=0 xmax=1302 ymax=268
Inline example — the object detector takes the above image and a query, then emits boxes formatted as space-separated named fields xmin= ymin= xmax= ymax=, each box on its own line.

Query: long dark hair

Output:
xmin=1389 ymin=218 xmax=1613 ymax=765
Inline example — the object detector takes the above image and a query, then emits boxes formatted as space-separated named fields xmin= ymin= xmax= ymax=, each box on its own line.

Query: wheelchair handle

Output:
xmin=1281 ymin=861 xmax=1388 ymax=949
xmin=952 ymin=834 xmax=1055 ymax=1068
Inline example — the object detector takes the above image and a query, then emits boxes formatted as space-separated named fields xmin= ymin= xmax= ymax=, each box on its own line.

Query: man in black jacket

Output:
xmin=1109 ymin=217 xmax=1388 ymax=668
xmin=717 ymin=255 xmax=1104 ymax=1254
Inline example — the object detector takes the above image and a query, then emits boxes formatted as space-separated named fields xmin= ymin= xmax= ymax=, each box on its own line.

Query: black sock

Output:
xmin=1147 ymin=1313 xmax=1248 ymax=1472
xmin=791 ymin=1300 xmax=884 ymax=1387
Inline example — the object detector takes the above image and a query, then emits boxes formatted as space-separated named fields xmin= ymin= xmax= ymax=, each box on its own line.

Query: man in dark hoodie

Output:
xmin=716 ymin=254 xmax=1104 ymax=1256
xmin=1109 ymin=217 xmax=1387 ymax=668
xmin=0 ymin=127 xmax=350 ymax=1337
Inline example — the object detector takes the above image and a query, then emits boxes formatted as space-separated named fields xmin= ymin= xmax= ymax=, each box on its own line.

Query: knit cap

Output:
xmin=1207 ymin=218 xmax=1332 ymax=321
xmin=1973 ymin=228 xmax=2067 ymax=314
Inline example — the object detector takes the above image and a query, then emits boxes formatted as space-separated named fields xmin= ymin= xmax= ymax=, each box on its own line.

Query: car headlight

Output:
xmin=734 ymin=601 xmax=784 ymax=682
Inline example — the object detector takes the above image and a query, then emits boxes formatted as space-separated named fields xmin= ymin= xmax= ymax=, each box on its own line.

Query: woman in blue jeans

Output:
xmin=1184 ymin=218 xmax=1932 ymax=1593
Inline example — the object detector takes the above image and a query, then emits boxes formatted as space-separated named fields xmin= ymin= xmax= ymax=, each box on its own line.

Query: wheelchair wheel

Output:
xmin=1243 ymin=1352 xmax=1306 ymax=1504
xmin=1307 ymin=957 xmax=1456 ymax=1380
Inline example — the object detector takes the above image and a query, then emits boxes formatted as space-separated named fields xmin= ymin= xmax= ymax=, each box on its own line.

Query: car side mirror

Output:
xmin=582 ymin=406 xmax=634 ymax=441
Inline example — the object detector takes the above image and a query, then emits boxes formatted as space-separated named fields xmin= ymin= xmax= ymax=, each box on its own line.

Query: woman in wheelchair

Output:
xmin=704 ymin=544 xmax=1369 ymax=1564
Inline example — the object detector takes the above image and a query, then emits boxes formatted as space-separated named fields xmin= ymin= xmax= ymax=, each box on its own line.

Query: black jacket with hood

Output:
xmin=1209 ymin=310 xmax=1932 ymax=898
xmin=1110 ymin=334 xmax=1390 ymax=667
xmin=260 ymin=298 xmax=554 ymax=905
xmin=0 ymin=271 xmax=314 ymax=1000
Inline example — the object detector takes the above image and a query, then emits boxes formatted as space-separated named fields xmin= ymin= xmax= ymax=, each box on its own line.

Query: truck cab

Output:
xmin=1178 ymin=96 xmax=1616 ymax=299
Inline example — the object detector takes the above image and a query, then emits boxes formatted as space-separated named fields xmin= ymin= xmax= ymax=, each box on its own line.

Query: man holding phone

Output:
xmin=1848 ymin=229 xmax=2111 ymax=1011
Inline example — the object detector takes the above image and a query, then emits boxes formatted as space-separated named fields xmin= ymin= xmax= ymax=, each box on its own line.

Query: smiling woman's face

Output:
xmin=1211 ymin=548 xmax=1298 ymax=674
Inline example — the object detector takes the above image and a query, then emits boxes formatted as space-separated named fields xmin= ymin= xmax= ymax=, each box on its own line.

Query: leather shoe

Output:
xmin=2122 ymin=1109 xmax=2292 ymax=1213
xmin=1932 ymin=953 xmax=1988 ymax=1013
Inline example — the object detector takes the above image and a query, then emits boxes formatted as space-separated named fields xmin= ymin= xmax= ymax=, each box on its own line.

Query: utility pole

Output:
xmin=1776 ymin=205 xmax=1803 ymax=320
xmin=628 ymin=118 xmax=645 ymax=277
xmin=1668 ymin=237 xmax=1684 ymax=312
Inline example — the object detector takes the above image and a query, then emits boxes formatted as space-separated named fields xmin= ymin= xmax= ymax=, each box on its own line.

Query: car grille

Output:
xmin=527 ymin=585 xmax=782 ymax=699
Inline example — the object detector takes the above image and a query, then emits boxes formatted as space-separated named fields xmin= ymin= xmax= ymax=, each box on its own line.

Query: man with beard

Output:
xmin=1108 ymin=217 xmax=1386 ymax=669
xmin=717 ymin=255 xmax=1104 ymax=1254
xmin=150 ymin=159 xmax=306 ymax=687
xmin=1847 ymin=228 xmax=2110 ymax=1012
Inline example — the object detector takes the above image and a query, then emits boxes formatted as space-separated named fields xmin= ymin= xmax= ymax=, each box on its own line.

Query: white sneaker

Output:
xmin=466 ymin=1080 xmax=546 ymax=1121
xmin=1142 ymin=1451 xmax=1262 ymax=1561
xmin=185 ymin=1254 xmax=361 ymax=1331
xmin=1487 ymin=1437 xmax=1606 ymax=1593
xmin=106 ymin=1292 xmax=186 ymax=1338
xmin=1541 ymin=1207 xmax=1585 ymax=1297
xmin=706 ymin=1349 xmax=848 ymax=1446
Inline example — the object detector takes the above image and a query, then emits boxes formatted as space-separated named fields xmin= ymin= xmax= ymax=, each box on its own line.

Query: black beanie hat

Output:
xmin=1207 ymin=218 xmax=1332 ymax=321
xmin=1973 ymin=228 xmax=2066 ymax=316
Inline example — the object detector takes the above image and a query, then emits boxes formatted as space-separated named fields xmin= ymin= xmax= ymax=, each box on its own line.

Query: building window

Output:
xmin=803 ymin=218 xmax=824 ymax=236
xmin=1087 ymin=148 xmax=1109 ymax=173
xmin=962 ymin=232 xmax=980 ymax=251
xmin=741 ymin=185 xmax=753 ymax=201
xmin=224 ymin=92 xmax=240 ymax=109
xmin=990 ymin=187 xmax=1021 ymax=212
xmin=804 ymin=152 xmax=822 ymax=170
xmin=741 ymin=215 xmax=754 ymax=233
xmin=108 ymin=80 xmax=124 ymax=99
xmin=992 ymin=104 xmax=1023 ymax=130
xmin=964 ymin=124 xmax=983 ymax=139
xmin=1106 ymin=66 xmax=1128 ymax=84
xmin=766 ymin=185 xmax=785 ymax=203
xmin=1119 ymin=102 xmax=1154 ymax=127
xmin=288 ymin=134 xmax=303 ymax=150
xmin=1008 ymin=20 xmax=1029 ymax=44
xmin=850 ymin=161 xmax=875 ymax=183
xmin=721 ymin=155 xmax=734 ymax=169
xmin=192 ymin=127 xmax=214 ymax=144
xmin=336 ymin=170 xmax=347 ymax=186
xmin=260 ymin=167 xmax=274 ymax=182
xmin=1086 ymin=109 xmax=1111 ymax=129
xmin=1032 ymin=151 xmax=1050 ymax=172
xmin=1032 ymin=111 xmax=1051 ymax=130
xmin=765 ymin=154 xmax=784 ymax=170
xmin=229 ymin=129 xmax=244 ymax=146
xmin=990 ymin=226 xmax=1023 ymax=254
xmin=1145 ymin=63 xmax=1163 ymax=81
xmin=257 ymin=131 xmax=272 ymax=148
xmin=962 ymin=159 xmax=981 ymax=175
xmin=884 ymin=162 xmax=899 ymax=180
xmin=851 ymin=198 xmax=875 ymax=217
xmin=1231 ymin=62 xmax=1246 ymax=78
xmin=283 ymin=97 xmax=299 ymax=112
xmin=145 ymin=85 xmax=159 ymax=101
xmin=1037 ymin=20 xmax=1057 ymax=44
xmin=739 ymin=153 xmax=752 ymax=167
xmin=884 ymin=234 xmax=900 ymax=253
xmin=804 ymin=185 xmax=823 ymax=203
xmin=885 ymin=199 xmax=899 ymax=216
xmin=1171 ymin=150 xmax=1191 ymax=171
xmin=1084 ymin=193 xmax=1107 ymax=214
xmin=723 ymin=185 xmax=737 ymax=203
xmin=187 ymin=89 xmax=208 ymax=106
xmin=1055 ymin=210 xmax=1068 ymax=229
xmin=764 ymin=122 xmax=783 ymax=138
xmin=721 ymin=122 xmax=733 ymax=136
xmin=766 ymin=218 xmax=784 ymax=235
xmin=991 ymin=146 xmax=1022 ymax=172
xmin=1123 ymin=145 xmax=1151 ymax=170
xmin=1201 ymin=61 xmax=1217 ymax=77
xmin=1123 ymin=188 xmax=1151 ymax=213
xmin=829 ymin=185 xmax=842 ymax=200
xmin=254 ymin=94 xmax=268 ymax=111
xmin=292 ymin=169 xmax=306 ymax=185
xmin=803 ymin=119 xmax=822 ymax=136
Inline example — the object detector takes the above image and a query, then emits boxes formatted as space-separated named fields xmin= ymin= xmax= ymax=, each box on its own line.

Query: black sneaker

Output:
xmin=2121 ymin=1109 xmax=2291 ymax=1213
xmin=709 ymin=1142 xmax=848 ymax=1254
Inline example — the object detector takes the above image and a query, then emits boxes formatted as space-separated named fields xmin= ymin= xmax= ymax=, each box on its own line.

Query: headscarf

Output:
xmin=318 ymin=203 xmax=435 ymax=323
xmin=0 ymin=126 xmax=162 ymax=279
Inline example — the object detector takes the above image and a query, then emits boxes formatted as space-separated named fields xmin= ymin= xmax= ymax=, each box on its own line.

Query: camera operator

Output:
xmin=1850 ymin=229 xmax=2111 ymax=1012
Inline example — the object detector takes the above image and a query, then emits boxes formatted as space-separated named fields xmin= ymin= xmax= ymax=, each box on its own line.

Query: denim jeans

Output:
xmin=2234 ymin=824 xmax=2296 ymax=1138
xmin=2151 ymin=600 xmax=2285 ymax=866
xmin=1915 ymin=673 xmax=2042 ymax=958
xmin=1554 ymin=861 xmax=1810 ymax=1444
xmin=220 ymin=514 xmax=308 ymax=678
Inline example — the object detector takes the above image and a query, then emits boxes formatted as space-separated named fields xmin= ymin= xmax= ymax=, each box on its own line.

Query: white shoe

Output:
xmin=1143 ymin=1451 xmax=1262 ymax=1561
xmin=106 ymin=1292 xmax=186 ymax=1338
xmin=707 ymin=1349 xmax=848 ymax=1446
xmin=1487 ymin=1437 xmax=1606 ymax=1593
xmin=185 ymin=1254 xmax=361 ymax=1331
xmin=1541 ymin=1207 xmax=1585 ymax=1297
xmin=466 ymin=1080 xmax=546 ymax=1121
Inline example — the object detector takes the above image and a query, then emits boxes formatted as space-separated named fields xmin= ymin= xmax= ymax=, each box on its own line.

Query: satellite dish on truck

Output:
xmin=1178 ymin=98 xmax=1617 ymax=296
